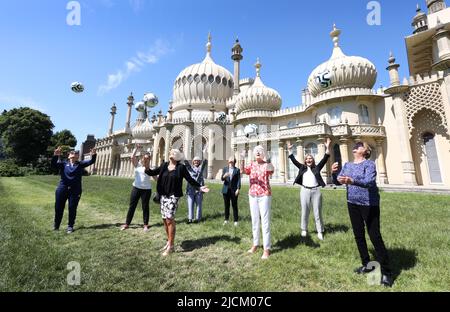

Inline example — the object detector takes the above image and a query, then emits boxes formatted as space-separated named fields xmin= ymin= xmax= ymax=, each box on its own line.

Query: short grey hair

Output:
xmin=253 ymin=145 xmax=266 ymax=160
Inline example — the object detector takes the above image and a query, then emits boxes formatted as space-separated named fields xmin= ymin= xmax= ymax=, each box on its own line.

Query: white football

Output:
xmin=135 ymin=101 xmax=146 ymax=112
xmin=71 ymin=82 xmax=84 ymax=93
xmin=143 ymin=93 xmax=158 ymax=108
xmin=244 ymin=124 xmax=258 ymax=137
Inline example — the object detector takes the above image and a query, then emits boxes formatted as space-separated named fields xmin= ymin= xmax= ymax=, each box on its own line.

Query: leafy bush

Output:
xmin=0 ymin=159 xmax=23 ymax=177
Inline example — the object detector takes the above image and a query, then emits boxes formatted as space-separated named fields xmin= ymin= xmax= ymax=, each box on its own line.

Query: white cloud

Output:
xmin=98 ymin=39 xmax=172 ymax=95
xmin=0 ymin=93 xmax=46 ymax=112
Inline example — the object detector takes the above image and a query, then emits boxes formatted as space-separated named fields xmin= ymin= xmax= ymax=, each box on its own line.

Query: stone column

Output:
xmin=207 ymin=127 xmax=214 ymax=179
xmin=339 ymin=137 xmax=350 ymax=165
xmin=233 ymin=144 xmax=239 ymax=163
xmin=128 ymin=158 xmax=133 ymax=178
xmin=184 ymin=125 xmax=192 ymax=160
xmin=246 ymin=143 xmax=252 ymax=164
xmin=375 ymin=138 xmax=389 ymax=184
xmin=318 ymin=136 xmax=328 ymax=183
xmin=296 ymin=138 xmax=304 ymax=163
xmin=164 ymin=129 xmax=171 ymax=162
xmin=125 ymin=94 xmax=134 ymax=131
xmin=392 ymin=94 xmax=418 ymax=185
xmin=278 ymin=140 xmax=286 ymax=183
xmin=109 ymin=104 xmax=117 ymax=136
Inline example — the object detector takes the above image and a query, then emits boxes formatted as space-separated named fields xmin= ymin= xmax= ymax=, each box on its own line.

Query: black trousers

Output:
xmin=54 ymin=186 xmax=81 ymax=229
xmin=223 ymin=189 xmax=239 ymax=222
xmin=348 ymin=202 xmax=391 ymax=275
xmin=126 ymin=187 xmax=152 ymax=225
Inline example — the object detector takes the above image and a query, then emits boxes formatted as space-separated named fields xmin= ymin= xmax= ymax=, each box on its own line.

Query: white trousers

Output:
xmin=249 ymin=195 xmax=272 ymax=250
xmin=300 ymin=187 xmax=323 ymax=233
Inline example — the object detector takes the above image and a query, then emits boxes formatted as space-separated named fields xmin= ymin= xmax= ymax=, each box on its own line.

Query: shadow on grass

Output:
xmin=388 ymin=248 xmax=418 ymax=280
xmin=179 ymin=212 xmax=223 ymax=224
xmin=78 ymin=223 xmax=123 ymax=230
xmin=271 ymin=234 xmax=320 ymax=254
xmin=180 ymin=235 xmax=241 ymax=252
xmin=367 ymin=247 xmax=417 ymax=281
xmin=78 ymin=223 xmax=161 ymax=230
xmin=324 ymin=223 xmax=350 ymax=234
xmin=179 ymin=213 xmax=252 ymax=224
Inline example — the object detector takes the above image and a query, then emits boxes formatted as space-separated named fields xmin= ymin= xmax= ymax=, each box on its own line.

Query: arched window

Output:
xmin=304 ymin=143 xmax=318 ymax=162
xmin=328 ymin=107 xmax=342 ymax=125
xmin=313 ymin=113 xmax=319 ymax=124
xmin=423 ymin=132 xmax=442 ymax=183
xmin=359 ymin=105 xmax=370 ymax=124
xmin=287 ymin=143 xmax=298 ymax=180
xmin=193 ymin=136 xmax=207 ymax=158
xmin=287 ymin=120 xmax=297 ymax=129
xmin=333 ymin=144 xmax=342 ymax=166
xmin=171 ymin=136 xmax=183 ymax=152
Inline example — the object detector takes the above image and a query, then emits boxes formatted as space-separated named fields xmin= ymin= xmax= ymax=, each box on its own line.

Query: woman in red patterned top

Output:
xmin=240 ymin=145 xmax=274 ymax=260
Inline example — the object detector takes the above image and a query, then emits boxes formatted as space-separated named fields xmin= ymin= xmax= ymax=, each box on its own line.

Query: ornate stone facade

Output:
xmin=91 ymin=1 xmax=450 ymax=189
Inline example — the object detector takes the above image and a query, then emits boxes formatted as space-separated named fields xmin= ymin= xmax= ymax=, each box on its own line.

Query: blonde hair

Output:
xmin=169 ymin=149 xmax=184 ymax=162
xmin=363 ymin=142 xmax=372 ymax=159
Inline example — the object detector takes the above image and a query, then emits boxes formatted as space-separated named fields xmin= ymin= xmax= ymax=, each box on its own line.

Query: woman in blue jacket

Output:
xmin=52 ymin=147 xmax=96 ymax=233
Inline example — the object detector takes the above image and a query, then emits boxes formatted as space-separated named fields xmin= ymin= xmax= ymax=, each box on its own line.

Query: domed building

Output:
xmin=92 ymin=0 xmax=450 ymax=189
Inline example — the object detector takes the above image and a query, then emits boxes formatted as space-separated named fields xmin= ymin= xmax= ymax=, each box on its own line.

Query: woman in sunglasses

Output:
xmin=332 ymin=141 xmax=393 ymax=287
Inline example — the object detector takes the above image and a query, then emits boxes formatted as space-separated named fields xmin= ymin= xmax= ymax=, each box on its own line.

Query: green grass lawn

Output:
xmin=0 ymin=175 xmax=449 ymax=292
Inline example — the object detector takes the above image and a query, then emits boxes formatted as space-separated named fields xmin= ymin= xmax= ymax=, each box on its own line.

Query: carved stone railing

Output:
xmin=350 ymin=125 xmax=386 ymax=137
xmin=232 ymin=123 xmax=386 ymax=144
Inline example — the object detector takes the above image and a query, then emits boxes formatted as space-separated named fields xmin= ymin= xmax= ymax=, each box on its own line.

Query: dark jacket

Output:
xmin=52 ymin=154 xmax=97 ymax=192
xmin=289 ymin=153 xmax=330 ymax=188
xmin=145 ymin=162 xmax=201 ymax=198
xmin=221 ymin=166 xmax=241 ymax=194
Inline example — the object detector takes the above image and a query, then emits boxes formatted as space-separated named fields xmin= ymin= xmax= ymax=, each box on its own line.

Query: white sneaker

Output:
xmin=301 ymin=230 xmax=307 ymax=237
xmin=234 ymin=222 xmax=238 ymax=226
xmin=223 ymin=220 xmax=229 ymax=225
xmin=318 ymin=233 xmax=324 ymax=241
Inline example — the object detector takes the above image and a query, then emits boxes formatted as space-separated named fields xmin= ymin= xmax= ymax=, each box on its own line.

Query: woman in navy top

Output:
xmin=332 ymin=141 xmax=393 ymax=287
xmin=52 ymin=147 xmax=96 ymax=233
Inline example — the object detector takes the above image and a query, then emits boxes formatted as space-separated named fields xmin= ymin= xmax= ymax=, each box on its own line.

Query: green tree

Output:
xmin=49 ymin=130 xmax=77 ymax=156
xmin=0 ymin=107 xmax=54 ymax=166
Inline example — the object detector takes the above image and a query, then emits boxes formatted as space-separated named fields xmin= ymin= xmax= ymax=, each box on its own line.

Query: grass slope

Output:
xmin=0 ymin=176 xmax=449 ymax=292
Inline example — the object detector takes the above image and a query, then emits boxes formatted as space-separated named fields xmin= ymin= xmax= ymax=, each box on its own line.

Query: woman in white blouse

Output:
xmin=288 ymin=138 xmax=331 ymax=240
xmin=121 ymin=144 xmax=153 ymax=232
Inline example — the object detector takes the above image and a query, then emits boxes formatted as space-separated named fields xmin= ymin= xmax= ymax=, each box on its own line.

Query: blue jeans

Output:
xmin=187 ymin=191 xmax=203 ymax=221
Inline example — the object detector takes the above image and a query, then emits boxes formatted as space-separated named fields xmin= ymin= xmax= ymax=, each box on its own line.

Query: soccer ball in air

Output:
xmin=135 ymin=101 xmax=146 ymax=112
xmin=71 ymin=82 xmax=84 ymax=93
xmin=244 ymin=124 xmax=258 ymax=138
xmin=143 ymin=93 xmax=159 ymax=108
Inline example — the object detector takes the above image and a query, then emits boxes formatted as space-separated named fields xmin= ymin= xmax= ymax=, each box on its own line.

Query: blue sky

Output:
xmin=0 ymin=0 xmax=424 ymax=148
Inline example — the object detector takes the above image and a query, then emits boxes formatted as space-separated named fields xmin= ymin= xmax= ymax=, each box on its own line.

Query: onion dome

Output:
xmin=307 ymin=25 xmax=377 ymax=99
xmin=235 ymin=58 xmax=282 ymax=114
xmin=172 ymin=33 xmax=234 ymax=112
xmin=132 ymin=119 xmax=153 ymax=140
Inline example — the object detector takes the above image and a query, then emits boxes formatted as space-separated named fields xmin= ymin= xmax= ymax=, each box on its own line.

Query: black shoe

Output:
xmin=381 ymin=274 xmax=394 ymax=287
xmin=354 ymin=266 xmax=375 ymax=274
xmin=187 ymin=219 xmax=193 ymax=224
xmin=53 ymin=227 xmax=59 ymax=231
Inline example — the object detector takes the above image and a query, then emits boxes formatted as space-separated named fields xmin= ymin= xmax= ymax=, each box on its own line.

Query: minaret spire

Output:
xmin=330 ymin=24 xmax=345 ymax=59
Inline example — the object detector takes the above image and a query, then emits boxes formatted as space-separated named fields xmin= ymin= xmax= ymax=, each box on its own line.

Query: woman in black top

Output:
xmin=146 ymin=149 xmax=209 ymax=256
xmin=287 ymin=138 xmax=331 ymax=240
